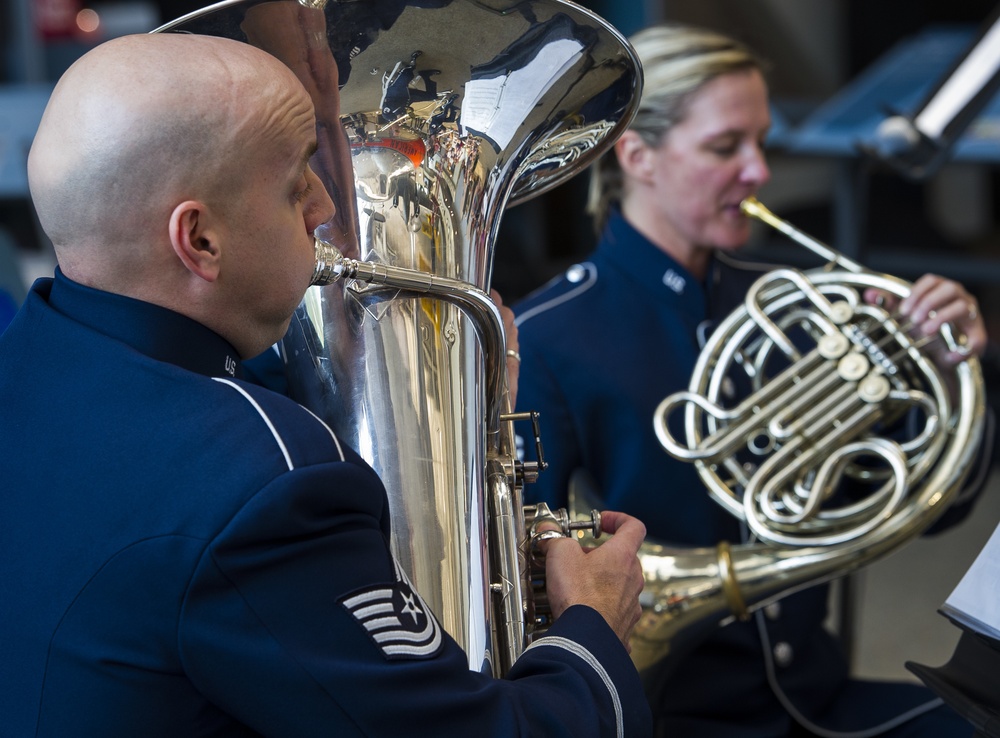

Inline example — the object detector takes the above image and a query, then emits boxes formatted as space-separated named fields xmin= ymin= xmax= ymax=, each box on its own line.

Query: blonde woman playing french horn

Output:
xmin=513 ymin=23 xmax=990 ymax=738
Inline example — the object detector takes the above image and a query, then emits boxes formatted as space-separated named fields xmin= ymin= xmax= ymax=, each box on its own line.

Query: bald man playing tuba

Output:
xmin=0 ymin=32 xmax=651 ymax=738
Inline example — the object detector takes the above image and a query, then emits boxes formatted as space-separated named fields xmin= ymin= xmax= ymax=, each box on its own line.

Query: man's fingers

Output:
xmin=596 ymin=511 xmax=646 ymax=549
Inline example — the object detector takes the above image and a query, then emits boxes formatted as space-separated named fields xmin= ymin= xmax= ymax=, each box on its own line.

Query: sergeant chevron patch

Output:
xmin=340 ymin=560 xmax=443 ymax=660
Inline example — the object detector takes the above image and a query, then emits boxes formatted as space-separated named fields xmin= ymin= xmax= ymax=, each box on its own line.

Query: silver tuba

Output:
xmin=156 ymin=0 xmax=641 ymax=676
xmin=624 ymin=197 xmax=986 ymax=672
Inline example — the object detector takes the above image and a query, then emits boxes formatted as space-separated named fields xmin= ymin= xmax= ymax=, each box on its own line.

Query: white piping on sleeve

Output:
xmin=524 ymin=635 xmax=624 ymax=738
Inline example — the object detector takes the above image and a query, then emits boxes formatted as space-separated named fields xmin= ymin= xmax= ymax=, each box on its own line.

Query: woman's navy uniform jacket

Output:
xmin=0 ymin=270 xmax=652 ymax=738
xmin=513 ymin=210 xmax=987 ymax=737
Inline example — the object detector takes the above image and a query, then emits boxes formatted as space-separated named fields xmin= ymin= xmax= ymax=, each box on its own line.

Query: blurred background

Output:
xmin=5 ymin=0 xmax=1000 ymax=305
xmin=3 ymin=0 xmax=1000 ymax=685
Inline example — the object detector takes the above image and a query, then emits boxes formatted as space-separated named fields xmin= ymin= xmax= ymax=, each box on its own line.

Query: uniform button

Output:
xmin=764 ymin=602 xmax=781 ymax=620
xmin=566 ymin=264 xmax=586 ymax=283
xmin=773 ymin=641 xmax=793 ymax=668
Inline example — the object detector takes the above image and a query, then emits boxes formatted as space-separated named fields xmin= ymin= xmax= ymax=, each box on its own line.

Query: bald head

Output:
xmin=28 ymin=33 xmax=308 ymax=285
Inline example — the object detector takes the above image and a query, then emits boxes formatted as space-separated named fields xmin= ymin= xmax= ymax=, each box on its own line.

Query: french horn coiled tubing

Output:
xmin=621 ymin=196 xmax=985 ymax=672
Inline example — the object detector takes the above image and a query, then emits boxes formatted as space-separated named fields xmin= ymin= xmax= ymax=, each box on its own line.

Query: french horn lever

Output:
xmin=621 ymin=196 xmax=986 ymax=672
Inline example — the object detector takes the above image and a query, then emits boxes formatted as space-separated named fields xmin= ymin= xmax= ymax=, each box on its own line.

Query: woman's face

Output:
xmin=629 ymin=68 xmax=771 ymax=268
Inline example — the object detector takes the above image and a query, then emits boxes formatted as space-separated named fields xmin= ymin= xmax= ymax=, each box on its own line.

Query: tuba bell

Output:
xmin=619 ymin=196 xmax=986 ymax=672
xmin=156 ymin=0 xmax=641 ymax=676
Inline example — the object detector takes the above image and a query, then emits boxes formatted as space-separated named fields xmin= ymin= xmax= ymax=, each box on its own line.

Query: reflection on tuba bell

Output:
xmin=625 ymin=197 xmax=985 ymax=672
xmin=157 ymin=0 xmax=641 ymax=677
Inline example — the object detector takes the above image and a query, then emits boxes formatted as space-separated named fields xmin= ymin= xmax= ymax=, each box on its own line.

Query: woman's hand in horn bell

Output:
xmin=538 ymin=511 xmax=647 ymax=652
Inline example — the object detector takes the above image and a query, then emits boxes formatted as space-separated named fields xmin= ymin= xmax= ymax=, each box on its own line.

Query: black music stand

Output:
xmin=906 ymin=517 xmax=1000 ymax=738
xmin=907 ymin=626 xmax=1000 ymax=737
xmin=863 ymin=5 xmax=1000 ymax=180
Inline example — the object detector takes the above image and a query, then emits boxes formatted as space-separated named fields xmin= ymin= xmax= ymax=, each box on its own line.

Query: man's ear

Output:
xmin=615 ymin=130 xmax=655 ymax=183
xmin=168 ymin=200 xmax=221 ymax=282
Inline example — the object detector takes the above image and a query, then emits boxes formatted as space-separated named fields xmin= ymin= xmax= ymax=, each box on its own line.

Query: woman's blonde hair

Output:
xmin=587 ymin=23 xmax=765 ymax=232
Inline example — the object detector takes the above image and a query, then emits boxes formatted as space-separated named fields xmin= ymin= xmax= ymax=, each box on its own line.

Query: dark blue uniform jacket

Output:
xmin=0 ymin=270 xmax=651 ymax=737
xmin=514 ymin=211 xmax=987 ymax=737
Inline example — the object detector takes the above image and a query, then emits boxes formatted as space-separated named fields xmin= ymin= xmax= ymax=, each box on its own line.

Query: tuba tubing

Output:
xmin=621 ymin=197 xmax=986 ymax=673
xmin=309 ymin=235 xmax=538 ymax=676
xmin=156 ymin=0 xmax=642 ymax=678
xmin=311 ymin=237 xmax=509 ymax=434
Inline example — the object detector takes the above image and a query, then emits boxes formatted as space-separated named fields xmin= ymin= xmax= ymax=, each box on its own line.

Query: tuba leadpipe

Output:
xmin=621 ymin=197 xmax=985 ymax=672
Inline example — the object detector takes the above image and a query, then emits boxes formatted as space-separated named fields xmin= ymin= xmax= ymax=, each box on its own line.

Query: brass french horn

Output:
xmin=626 ymin=197 xmax=986 ymax=672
